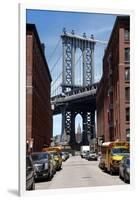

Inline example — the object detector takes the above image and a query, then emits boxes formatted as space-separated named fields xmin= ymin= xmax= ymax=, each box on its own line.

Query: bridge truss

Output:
xmin=51 ymin=29 xmax=106 ymax=150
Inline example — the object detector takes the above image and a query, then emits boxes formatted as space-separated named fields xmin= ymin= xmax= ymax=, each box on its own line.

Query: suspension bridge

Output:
xmin=48 ymin=28 xmax=107 ymax=150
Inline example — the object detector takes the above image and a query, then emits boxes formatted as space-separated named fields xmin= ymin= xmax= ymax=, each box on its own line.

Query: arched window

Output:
xmin=75 ymin=114 xmax=83 ymax=143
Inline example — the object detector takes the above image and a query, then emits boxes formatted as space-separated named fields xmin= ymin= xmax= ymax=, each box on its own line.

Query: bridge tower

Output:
xmin=60 ymin=28 xmax=96 ymax=149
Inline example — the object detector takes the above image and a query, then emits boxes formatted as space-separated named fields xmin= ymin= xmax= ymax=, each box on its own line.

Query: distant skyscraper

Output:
xmin=77 ymin=123 xmax=81 ymax=134
xmin=76 ymin=123 xmax=82 ymax=143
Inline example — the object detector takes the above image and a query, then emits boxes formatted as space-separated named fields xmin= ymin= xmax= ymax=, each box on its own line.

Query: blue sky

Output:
xmin=26 ymin=9 xmax=117 ymax=136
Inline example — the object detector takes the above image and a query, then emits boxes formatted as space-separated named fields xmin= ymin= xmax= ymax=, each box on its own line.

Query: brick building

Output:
xmin=96 ymin=16 xmax=130 ymax=143
xmin=26 ymin=24 xmax=52 ymax=152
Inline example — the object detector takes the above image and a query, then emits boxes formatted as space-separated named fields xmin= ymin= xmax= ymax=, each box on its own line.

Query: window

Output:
xmin=109 ymin=76 xmax=113 ymax=86
xmin=126 ymin=128 xmax=130 ymax=141
xmin=110 ymin=93 xmax=113 ymax=104
xmin=111 ymin=148 xmax=129 ymax=154
xmin=126 ymin=107 xmax=130 ymax=121
xmin=110 ymin=110 xmax=113 ymax=120
xmin=125 ymin=87 xmax=130 ymax=101
xmin=124 ymin=29 xmax=130 ymax=41
xmin=125 ymin=68 xmax=130 ymax=81
xmin=125 ymin=48 xmax=130 ymax=62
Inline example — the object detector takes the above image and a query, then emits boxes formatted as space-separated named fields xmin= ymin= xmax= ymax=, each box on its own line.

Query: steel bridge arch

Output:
xmin=61 ymin=29 xmax=96 ymax=92
xmin=53 ymin=29 xmax=97 ymax=150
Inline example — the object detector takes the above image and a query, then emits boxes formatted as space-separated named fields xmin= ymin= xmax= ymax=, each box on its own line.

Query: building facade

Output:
xmin=96 ymin=16 xmax=130 ymax=143
xmin=26 ymin=24 xmax=52 ymax=152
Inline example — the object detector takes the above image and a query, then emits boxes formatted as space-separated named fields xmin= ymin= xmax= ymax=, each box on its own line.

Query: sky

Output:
xmin=26 ymin=9 xmax=117 ymax=136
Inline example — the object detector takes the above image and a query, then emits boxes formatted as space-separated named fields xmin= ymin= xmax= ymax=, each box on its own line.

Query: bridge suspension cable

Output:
xmin=51 ymin=69 xmax=62 ymax=97
xmin=49 ymin=37 xmax=63 ymax=97
xmin=47 ymin=38 xmax=61 ymax=63
xmin=51 ymin=71 xmax=62 ymax=87
xmin=51 ymin=79 xmax=62 ymax=96
xmin=50 ymin=52 xmax=62 ymax=74
xmin=74 ymin=52 xmax=83 ymax=85
xmin=75 ymin=53 xmax=82 ymax=66
xmin=51 ymin=84 xmax=62 ymax=97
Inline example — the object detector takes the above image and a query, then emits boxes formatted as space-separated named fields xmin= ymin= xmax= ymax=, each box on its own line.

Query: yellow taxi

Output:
xmin=100 ymin=140 xmax=129 ymax=175
xmin=42 ymin=148 xmax=62 ymax=171
xmin=49 ymin=151 xmax=62 ymax=170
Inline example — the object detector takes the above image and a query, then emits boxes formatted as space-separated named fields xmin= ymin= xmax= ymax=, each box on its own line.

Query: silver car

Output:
xmin=60 ymin=152 xmax=69 ymax=161
xmin=86 ymin=152 xmax=98 ymax=161
xmin=26 ymin=155 xmax=35 ymax=190
xmin=119 ymin=156 xmax=130 ymax=183
xmin=31 ymin=152 xmax=54 ymax=181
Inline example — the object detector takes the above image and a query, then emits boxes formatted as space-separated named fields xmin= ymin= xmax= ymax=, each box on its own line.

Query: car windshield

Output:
xmin=111 ymin=148 xmax=129 ymax=155
xmin=126 ymin=158 xmax=130 ymax=165
xmin=90 ymin=151 xmax=96 ymax=154
xmin=31 ymin=153 xmax=48 ymax=161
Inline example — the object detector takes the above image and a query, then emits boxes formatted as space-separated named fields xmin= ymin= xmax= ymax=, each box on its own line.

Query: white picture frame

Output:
xmin=18 ymin=1 xmax=135 ymax=198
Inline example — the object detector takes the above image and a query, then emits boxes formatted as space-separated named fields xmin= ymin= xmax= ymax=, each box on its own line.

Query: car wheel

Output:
xmin=119 ymin=171 xmax=122 ymax=179
xmin=110 ymin=165 xmax=114 ymax=175
xmin=47 ymin=170 xmax=52 ymax=181
xmin=104 ymin=167 xmax=107 ymax=172
xmin=124 ymin=171 xmax=128 ymax=183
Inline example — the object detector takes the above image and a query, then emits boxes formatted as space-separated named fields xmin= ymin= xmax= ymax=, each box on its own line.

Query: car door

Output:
xmin=119 ymin=158 xmax=124 ymax=177
xmin=49 ymin=154 xmax=54 ymax=175
xmin=26 ymin=156 xmax=34 ymax=189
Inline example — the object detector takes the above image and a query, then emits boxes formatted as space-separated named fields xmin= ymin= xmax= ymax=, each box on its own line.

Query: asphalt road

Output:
xmin=35 ymin=155 xmax=126 ymax=190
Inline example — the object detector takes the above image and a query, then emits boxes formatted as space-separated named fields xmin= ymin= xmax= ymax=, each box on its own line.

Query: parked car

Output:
xmin=81 ymin=150 xmax=89 ymax=158
xmin=98 ymin=155 xmax=106 ymax=170
xmin=119 ymin=156 xmax=130 ymax=183
xmin=48 ymin=151 xmax=62 ymax=170
xmin=60 ymin=152 xmax=69 ymax=161
xmin=80 ymin=146 xmax=90 ymax=158
xmin=86 ymin=152 xmax=98 ymax=161
xmin=26 ymin=155 xmax=35 ymax=190
xmin=85 ymin=151 xmax=90 ymax=160
xmin=31 ymin=152 xmax=54 ymax=181
xmin=48 ymin=152 xmax=57 ymax=174
xmin=65 ymin=152 xmax=69 ymax=160
xmin=100 ymin=141 xmax=129 ymax=175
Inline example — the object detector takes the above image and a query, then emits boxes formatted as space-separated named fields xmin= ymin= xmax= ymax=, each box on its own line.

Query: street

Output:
xmin=35 ymin=155 xmax=126 ymax=190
